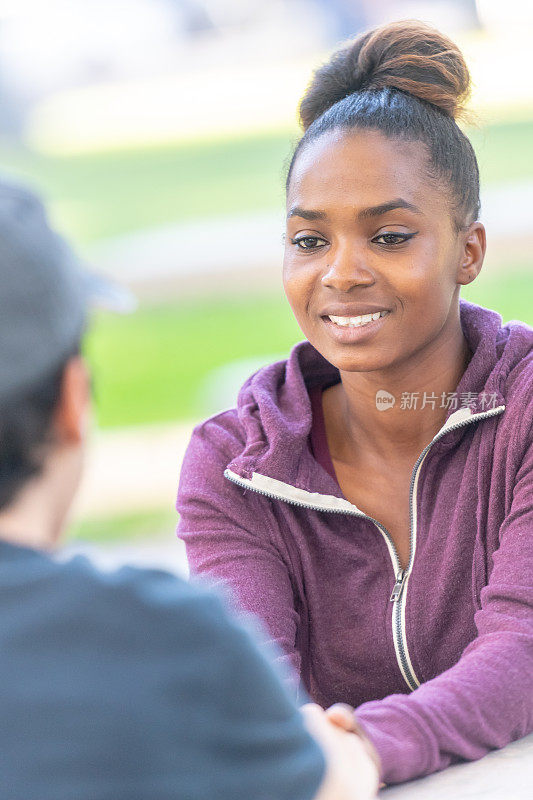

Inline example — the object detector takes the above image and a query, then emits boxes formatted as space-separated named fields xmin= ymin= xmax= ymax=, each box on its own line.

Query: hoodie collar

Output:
xmin=227 ymin=299 xmax=516 ymax=489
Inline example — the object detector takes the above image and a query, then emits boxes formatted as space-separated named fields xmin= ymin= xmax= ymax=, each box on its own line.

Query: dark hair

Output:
xmin=0 ymin=344 xmax=81 ymax=512
xmin=286 ymin=20 xmax=480 ymax=230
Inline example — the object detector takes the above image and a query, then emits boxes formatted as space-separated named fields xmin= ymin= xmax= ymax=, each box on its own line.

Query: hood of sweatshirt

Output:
xmin=225 ymin=299 xmax=532 ymax=493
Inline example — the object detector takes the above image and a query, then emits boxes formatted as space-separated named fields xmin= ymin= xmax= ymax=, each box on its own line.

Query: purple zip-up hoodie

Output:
xmin=176 ymin=298 xmax=533 ymax=785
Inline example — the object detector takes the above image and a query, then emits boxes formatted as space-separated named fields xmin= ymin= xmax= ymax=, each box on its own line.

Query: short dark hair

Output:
xmin=0 ymin=343 xmax=81 ymax=512
xmin=286 ymin=20 xmax=480 ymax=231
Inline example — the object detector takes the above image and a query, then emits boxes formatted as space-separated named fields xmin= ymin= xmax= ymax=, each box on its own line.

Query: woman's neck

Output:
xmin=324 ymin=325 xmax=473 ymax=466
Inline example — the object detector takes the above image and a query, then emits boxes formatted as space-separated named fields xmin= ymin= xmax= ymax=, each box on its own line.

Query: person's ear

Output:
xmin=52 ymin=356 xmax=92 ymax=445
xmin=456 ymin=221 xmax=486 ymax=286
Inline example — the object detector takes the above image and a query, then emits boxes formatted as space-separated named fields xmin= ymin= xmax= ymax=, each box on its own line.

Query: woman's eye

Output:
xmin=290 ymin=236 xmax=327 ymax=250
xmin=372 ymin=232 xmax=415 ymax=246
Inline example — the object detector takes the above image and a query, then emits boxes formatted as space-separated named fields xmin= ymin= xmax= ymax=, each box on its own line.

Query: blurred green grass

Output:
xmin=84 ymin=291 xmax=301 ymax=427
xmin=0 ymin=117 xmax=532 ymax=244
xmin=0 ymin=131 xmax=292 ymax=243
xmin=85 ymin=264 xmax=532 ymax=429
xmin=69 ymin=508 xmax=178 ymax=544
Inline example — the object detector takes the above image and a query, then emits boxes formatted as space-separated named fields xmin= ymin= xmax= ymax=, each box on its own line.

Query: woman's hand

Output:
xmin=301 ymin=703 xmax=380 ymax=800
xmin=325 ymin=703 xmax=385 ymax=789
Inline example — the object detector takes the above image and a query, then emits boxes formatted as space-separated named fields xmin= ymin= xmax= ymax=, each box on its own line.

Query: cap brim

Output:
xmin=80 ymin=269 xmax=138 ymax=314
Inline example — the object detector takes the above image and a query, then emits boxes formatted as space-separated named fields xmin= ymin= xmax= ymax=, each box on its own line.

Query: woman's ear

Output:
xmin=52 ymin=356 xmax=92 ymax=445
xmin=456 ymin=221 xmax=486 ymax=286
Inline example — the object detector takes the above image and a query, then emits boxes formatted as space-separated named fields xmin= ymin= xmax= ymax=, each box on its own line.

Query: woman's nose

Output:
xmin=320 ymin=247 xmax=375 ymax=292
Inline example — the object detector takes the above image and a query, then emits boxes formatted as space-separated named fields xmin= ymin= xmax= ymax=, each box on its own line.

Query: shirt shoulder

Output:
xmin=0 ymin=542 xmax=326 ymax=800
xmin=0 ymin=540 xmax=239 ymax=653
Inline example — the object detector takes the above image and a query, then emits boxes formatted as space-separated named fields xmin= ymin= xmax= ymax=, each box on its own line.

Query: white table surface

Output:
xmin=381 ymin=734 xmax=533 ymax=799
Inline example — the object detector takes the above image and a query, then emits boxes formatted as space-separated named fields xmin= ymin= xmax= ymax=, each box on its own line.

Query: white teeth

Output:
xmin=327 ymin=310 xmax=389 ymax=328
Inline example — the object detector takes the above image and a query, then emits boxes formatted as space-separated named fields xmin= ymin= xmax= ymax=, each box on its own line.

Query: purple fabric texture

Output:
xmin=176 ymin=299 xmax=533 ymax=785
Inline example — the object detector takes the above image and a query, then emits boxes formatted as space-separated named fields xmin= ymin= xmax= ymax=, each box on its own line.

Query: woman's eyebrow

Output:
xmin=357 ymin=198 xmax=422 ymax=219
xmin=287 ymin=206 xmax=328 ymax=221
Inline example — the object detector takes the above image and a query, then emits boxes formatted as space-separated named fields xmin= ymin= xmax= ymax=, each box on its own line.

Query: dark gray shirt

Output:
xmin=0 ymin=539 xmax=325 ymax=799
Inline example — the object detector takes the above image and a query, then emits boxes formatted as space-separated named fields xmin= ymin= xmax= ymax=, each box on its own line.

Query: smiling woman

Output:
xmin=176 ymin=19 xmax=533 ymax=788
xmin=282 ymin=123 xmax=482 ymax=569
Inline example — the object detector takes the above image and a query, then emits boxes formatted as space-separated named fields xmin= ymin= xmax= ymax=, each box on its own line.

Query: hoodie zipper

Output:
xmin=225 ymin=404 xmax=505 ymax=692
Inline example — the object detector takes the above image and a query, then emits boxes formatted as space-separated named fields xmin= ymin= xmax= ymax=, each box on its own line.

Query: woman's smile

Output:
xmin=321 ymin=309 xmax=391 ymax=343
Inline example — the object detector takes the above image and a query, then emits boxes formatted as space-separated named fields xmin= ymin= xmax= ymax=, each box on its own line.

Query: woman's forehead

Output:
xmin=287 ymin=129 xmax=433 ymax=212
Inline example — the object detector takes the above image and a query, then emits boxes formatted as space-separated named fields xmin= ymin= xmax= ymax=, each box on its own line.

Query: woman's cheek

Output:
xmin=283 ymin=262 xmax=312 ymax=307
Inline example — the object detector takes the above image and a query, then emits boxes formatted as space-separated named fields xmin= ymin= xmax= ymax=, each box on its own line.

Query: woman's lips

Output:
xmin=320 ymin=310 xmax=391 ymax=343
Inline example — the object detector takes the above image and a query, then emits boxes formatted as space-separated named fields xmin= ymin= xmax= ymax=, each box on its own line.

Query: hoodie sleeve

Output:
xmin=355 ymin=426 xmax=533 ymax=785
xmin=176 ymin=414 xmax=303 ymax=692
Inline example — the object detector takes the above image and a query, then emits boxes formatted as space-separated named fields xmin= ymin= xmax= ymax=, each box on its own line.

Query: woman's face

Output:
xmin=283 ymin=129 xmax=478 ymax=373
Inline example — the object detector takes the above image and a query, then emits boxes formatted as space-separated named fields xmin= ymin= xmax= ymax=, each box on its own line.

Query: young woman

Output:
xmin=176 ymin=20 xmax=533 ymax=786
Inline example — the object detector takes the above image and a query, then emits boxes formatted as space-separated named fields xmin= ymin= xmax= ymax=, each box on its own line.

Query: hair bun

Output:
xmin=299 ymin=19 xmax=471 ymax=130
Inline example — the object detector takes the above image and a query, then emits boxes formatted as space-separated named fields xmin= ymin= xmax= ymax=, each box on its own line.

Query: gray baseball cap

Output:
xmin=0 ymin=176 xmax=136 ymax=401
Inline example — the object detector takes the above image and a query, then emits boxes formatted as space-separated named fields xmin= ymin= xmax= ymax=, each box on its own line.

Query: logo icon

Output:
xmin=375 ymin=389 xmax=395 ymax=411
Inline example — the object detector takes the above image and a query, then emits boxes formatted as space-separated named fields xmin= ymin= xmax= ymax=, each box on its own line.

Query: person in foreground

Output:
xmin=0 ymin=178 xmax=380 ymax=799
xmin=176 ymin=20 xmax=533 ymax=786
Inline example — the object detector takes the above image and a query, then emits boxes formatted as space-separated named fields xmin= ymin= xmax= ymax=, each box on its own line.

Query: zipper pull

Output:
xmin=390 ymin=570 xmax=406 ymax=603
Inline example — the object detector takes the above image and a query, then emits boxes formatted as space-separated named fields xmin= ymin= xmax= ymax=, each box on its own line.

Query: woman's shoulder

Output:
xmin=183 ymin=406 xmax=245 ymax=479
xmin=498 ymin=318 xmax=533 ymax=405
xmin=184 ymin=347 xmax=305 ymax=463
xmin=179 ymin=339 xmax=336 ymax=485
xmin=490 ymin=319 xmax=533 ymax=459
